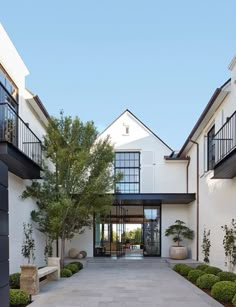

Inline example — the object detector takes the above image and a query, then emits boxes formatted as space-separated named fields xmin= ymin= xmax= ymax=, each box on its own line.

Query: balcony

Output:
xmin=213 ymin=111 xmax=236 ymax=179
xmin=0 ymin=86 xmax=42 ymax=179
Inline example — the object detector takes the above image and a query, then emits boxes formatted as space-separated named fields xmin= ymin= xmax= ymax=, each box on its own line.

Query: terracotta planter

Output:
xmin=169 ymin=246 xmax=188 ymax=260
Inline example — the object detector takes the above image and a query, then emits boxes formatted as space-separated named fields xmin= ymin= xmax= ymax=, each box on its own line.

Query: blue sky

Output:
xmin=1 ymin=1 xmax=236 ymax=149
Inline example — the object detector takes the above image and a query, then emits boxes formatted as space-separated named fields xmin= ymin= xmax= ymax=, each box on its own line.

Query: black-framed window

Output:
xmin=0 ymin=65 xmax=18 ymax=111
xmin=115 ymin=152 xmax=140 ymax=193
xmin=207 ymin=125 xmax=215 ymax=170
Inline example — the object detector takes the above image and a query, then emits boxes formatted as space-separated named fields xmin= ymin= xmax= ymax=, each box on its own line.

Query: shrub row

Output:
xmin=61 ymin=261 xmax=83 ymax=278
xmin=173 ymin=264 xmax=236 ymax=304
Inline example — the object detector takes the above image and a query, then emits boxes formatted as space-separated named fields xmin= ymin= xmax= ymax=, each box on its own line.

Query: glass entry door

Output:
xmin=143 ymin=206 xmax=161 ymax=256
xmin=115 ymin=205 xmax=126 ymax=257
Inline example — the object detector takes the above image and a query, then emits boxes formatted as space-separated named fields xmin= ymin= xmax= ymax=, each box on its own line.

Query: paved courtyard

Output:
xmin=30 ymin=259 xmax=222 ymax=307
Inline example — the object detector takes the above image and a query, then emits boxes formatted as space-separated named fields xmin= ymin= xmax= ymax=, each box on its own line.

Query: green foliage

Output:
xmin=173 ymin=264 xmax=187 ymax=273
xmin=69 ymin=261 xmax=83 ymax=270
xmin=173 ymin=264 xmax=192 ymax=276
xmin=60 ymin=268 xmax=72 ymax=278
xmin=64 ymin=263 xmax=79 ymax=274
xmin=196 ymin=264 xmax=209 ymax=271
xmin=196 ymin=274 xmax=220 ymax=289
xmin=165 ymin=220 xmax=194 ymax=246
xmin=211 ymin=281 xmax=236 ymax=302
xmin=122 ymin=227 xmax=142 ymax=245
xmin=217 ymin=271 xmax=236 ymax=281
xmin=232 ymin=293 xmax=236 ymax=306
xmin=22 ymin=113 xmax=118 ymax=265
xmin=221 ymin=219 xmax=236 ymax=271
xmin=10 ymin=289 xmax=29 ymax=305
xmin=9 ymin=273 xmax=21 ymax=289
xmin=187 ymin=269 xmax=205 ymax=283
xmin=201 ymin=228 xmax=211 ymax=263
xmin=204 ymin=266 xmax=222 ymax=275
xmin=21 ymin=223 xmax=35 ymax=264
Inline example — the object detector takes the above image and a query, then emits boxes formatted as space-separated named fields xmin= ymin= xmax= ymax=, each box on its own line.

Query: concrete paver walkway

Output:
xmin=30 ymin=259 xmax=222 ymax=307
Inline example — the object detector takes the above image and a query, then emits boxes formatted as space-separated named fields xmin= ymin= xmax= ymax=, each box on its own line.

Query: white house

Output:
xmin=66 ymin=61 xmax=236 ymax=271
xmin=1 ymin=24 xmax=236 ymax=306
xmin=0 ymin=23 xmax=49 ymax=305
xmin=178 ymin=58 xmax=236 ymax=270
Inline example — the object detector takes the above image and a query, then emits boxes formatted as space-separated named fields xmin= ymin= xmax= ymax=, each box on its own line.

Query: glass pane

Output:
xmin=143 ymin=207 xmax=160 ymax=256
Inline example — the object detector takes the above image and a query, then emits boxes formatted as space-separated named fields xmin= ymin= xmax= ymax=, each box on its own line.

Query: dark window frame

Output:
xmin=0 ymin=63 xmax=18 ymax=111
xmin=207 ymin=125 xmax=215 ymax=170
xmin=115 ymin=152 xmax=140 ymax=194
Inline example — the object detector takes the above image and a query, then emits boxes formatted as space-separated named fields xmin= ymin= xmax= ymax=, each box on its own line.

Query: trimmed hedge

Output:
xmin=10 ymin=289 xmax=29 ymax=306
xmin=173 ymin=264 xmax=192 ymax=276
xmin=60 ymin=268 xmax=72 ymax=278
xmin=217 ymin=271 xmax=236 ymax=282
xmin=69 ymin=261 xmax=83 ymax=270
xmin=232 ymin=293 xmax=236 ymax=307
xmin=187 ymin=269 xmax=206 ymax=283
xmin=64 ymin=263 xmax=79 ymax=274
xmin=204 ymin=266 xmax=222 ymax=275
xmin=211 ymin=281 xmax=236 ymax=302
xmin=196 ymin=274 xmax=220 ymax=289
xmin=9 ymin=273 xmax=21 ymax=289
xmin=196 ymin=264 xmax=209 ymax=271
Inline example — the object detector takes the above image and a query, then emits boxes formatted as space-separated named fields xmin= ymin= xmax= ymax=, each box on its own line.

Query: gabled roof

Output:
xmin=26 ymin=88 xmax=50 ymax=119
xmin=178 ymin=79 xmax=231 ymax=157
xmin=99 ymin=109 xmax=173 ymax=151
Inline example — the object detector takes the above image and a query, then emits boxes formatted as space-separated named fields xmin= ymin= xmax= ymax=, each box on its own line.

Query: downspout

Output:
xmin=190 ymin=140 xmax=199 ymax=261
xmin=186 ymin=156 xmax=190 ymax=193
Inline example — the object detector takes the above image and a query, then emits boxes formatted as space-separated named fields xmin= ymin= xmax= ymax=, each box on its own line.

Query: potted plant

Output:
xmin=165 ymin=220 xmax=194 ymax=259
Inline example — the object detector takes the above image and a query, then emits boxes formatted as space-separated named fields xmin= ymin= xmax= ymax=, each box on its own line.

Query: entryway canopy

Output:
xmin=115 ymin=193 xmax=195 ymax=205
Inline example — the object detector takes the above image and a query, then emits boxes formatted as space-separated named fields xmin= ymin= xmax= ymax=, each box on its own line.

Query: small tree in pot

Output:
xmin=165 ymin=220 xmax=194 ymax=259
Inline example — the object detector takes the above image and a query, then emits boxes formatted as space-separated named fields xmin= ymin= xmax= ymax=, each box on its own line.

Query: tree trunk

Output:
xmin=60 ymin=235 xmax=65 ymax=268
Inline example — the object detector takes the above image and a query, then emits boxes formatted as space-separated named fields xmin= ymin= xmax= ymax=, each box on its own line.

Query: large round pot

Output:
xmin=169 ymin=246 xmax=188 ymax=260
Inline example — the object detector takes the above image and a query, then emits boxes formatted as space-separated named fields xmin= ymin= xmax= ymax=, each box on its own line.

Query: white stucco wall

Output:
xmin=99 ymin=111 xmax=187 ymax=193
xmin=65 ymin=227 xmax=94 ymax=258
xmin=161 ymin=205 xmax=190 ymax=257
xmin=186 ymin=62 xmax=236 ymax=270
xmin=0 ymin=24 xmax=48 ymax=273
xmin=9 ymin=173 xmax=46 ymax=273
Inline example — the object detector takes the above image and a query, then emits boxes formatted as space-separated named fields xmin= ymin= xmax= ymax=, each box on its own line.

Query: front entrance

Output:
xmin=94 ymin=205 xmax=161 ymax=257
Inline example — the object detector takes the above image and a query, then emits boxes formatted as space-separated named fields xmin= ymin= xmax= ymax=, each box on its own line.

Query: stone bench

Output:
xmin=20 ymin=257 xmax=60 ymax=295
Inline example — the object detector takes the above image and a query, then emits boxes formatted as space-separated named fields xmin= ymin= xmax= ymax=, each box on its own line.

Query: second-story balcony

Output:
xmin=0 ymin=84 xmax=42 ymax=179
xmin=213 ymin=111 xmax=236 ymax=179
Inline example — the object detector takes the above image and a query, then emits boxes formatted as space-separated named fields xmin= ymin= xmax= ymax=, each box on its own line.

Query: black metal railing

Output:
xmin=0 ymin=102 xmax=42 ymax=166
xmin=214 ymin=111 xmax=236 ymax=165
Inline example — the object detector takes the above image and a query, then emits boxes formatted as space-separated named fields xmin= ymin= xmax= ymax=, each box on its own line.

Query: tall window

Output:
xmin=115 ymin=152 xmax=140 ymax=193
xmin=207 ymin=125 xmax=215 ymax=170
xmin=0 ymin=65 xmax=18 ymax=111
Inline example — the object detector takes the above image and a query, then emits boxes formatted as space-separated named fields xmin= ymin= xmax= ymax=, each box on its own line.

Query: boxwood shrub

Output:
xmin=211 ymin=281 xmax=236 ymax=302
xmin=196 ymin=264 xmax=209 ymax=271
xmin=68 ymin=261 xmax=83 ymax=271
xmin=9 ymin=273 xmax=21 ymax=289
xmin=10 ymin=289 xmax=29 ymax=306
xmin=173 ymin=264 xmax=192 ymax=276
xmin=60 ymin=268 xmax=72 ymax=278
xmin=187 ymin=269 xmax=206 ymax=283
xmin=173 ymin=264 xmax=186 ymax=273
xmin=204 ymin=266 xmax=222 ymax=275
xmin=196 ymin=274 xmax=220 ymax=289
xmin=179 ymin=265 xmax=193 ymax=276
xmin=217 ymin=271 xmax=236 ymax=282
xmin=232 ymin=293 xmax=236 ymax=306
xmin=64 ymin=263 xmax=79 ymax=274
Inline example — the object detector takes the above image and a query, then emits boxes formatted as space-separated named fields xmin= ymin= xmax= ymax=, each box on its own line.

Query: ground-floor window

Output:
xmin=94 ymin=205 xmax=161 ymax=257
